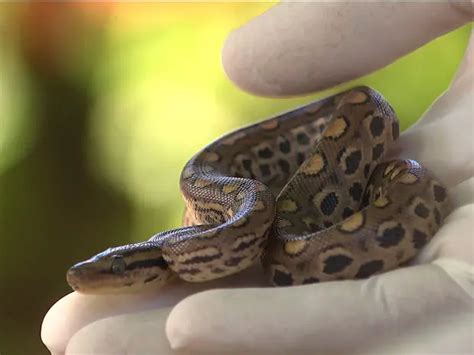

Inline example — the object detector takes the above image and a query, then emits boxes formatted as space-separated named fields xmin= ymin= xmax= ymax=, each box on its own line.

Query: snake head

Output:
xmin=66 ymin=242 xmax=173 ymax=293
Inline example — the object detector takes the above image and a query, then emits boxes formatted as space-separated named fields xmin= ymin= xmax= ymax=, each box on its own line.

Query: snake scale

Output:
xmin=67 ymin=86 xmax=450 ymax=293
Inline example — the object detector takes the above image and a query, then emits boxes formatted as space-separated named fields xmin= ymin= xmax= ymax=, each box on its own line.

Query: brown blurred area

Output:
xmin=0 ymin=4 xmax=132 ymax=354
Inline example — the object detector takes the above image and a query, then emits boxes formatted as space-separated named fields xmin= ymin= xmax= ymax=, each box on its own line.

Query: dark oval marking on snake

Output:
xmin=412 ymin=229 xmax=429 ymax=249
xmin=349 ymin=182 xmax=363 ymax=202
xmin=355 ymin=260 xmax=384 ymax=279
xmin=323 ymin=255 xmax=354 ymax=274
xmin=370 ymin=116 xmax=385 ymax=137
xmin=344 ymin=150 xmax=362 ymax=175
xmin=320 ymin=192 xmax=339 ymax=216
xmin=258 ymin=147 xmax=274 ymax=159
xmin=279 ymin=140 xmax=291 ymax=154
xmin=414 ymin=203 xmax=430 ymax=218
xmin=433 ymin=185 xmax=447 ymax=203
xmin=297 ymin=132 xmax=310 ymax=145
xmin=376 ymin=223 xmax=406 ymax=248
xmin=273 ymin=269 xmax=294 ymax=286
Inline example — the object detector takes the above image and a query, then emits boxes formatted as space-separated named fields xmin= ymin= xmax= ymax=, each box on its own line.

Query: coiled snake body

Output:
xmin=67 ymin=87 xmax=450 ymax=293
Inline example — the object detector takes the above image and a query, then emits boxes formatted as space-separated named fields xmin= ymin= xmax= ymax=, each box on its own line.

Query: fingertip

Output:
xmin=165 ymin=289 xmax=212 ymax=350
xmin=222 ymin=25 xmax=285 ymax=97
xmin=221 ymin=5 xmax=324 ymax=97
xmin=221 ymin=29 xmax=246 ymax=92
xmin=222 ymin=2 xmax=470 ymax=98
xmin=41 ymin=292 xmax=81 ymax=354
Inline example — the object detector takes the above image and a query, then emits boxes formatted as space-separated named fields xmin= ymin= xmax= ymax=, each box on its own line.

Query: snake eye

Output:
xmin=111 ymin=255 xmax=126 ymax=275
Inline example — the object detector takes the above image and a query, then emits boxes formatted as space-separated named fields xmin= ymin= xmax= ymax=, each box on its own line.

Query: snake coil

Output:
xmin=67 ymin=86 xmax=450 ymax=293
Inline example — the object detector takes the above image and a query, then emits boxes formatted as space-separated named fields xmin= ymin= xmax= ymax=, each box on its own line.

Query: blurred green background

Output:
xmin=0 ymin=3 xmax=470 ymax=354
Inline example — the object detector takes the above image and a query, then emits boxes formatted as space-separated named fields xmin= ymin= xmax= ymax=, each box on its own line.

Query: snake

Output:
xmin=66 ymin=86 xmax=451 ymax=293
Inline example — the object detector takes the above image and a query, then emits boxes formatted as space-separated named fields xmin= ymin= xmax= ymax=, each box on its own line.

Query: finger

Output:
xmin=388 ymin=30 xmax=473 ymax=187
xmin=416 ymin=25 xmax=473 ymax=126
xmin=66 ymin=307 xmax=177 ymax=355
xmin=167 ymin=262 xmax=472 ymax=354
xmin=416 ymin=192 xmax=474 ymax=268
xmin=222 ymin=2 xmax=470 ymax=96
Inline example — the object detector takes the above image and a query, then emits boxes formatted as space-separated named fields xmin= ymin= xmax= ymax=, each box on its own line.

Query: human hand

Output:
xmin=42 ymin=3 xmax=473 ymax=354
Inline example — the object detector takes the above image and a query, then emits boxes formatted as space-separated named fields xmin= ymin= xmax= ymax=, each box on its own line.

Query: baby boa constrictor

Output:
xmin=67 ymin=86 xmax=450 ymax=293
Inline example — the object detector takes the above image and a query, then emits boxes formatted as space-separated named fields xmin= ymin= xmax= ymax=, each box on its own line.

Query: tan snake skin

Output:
xmin=67 ymin=86 xmax=451 ymax=293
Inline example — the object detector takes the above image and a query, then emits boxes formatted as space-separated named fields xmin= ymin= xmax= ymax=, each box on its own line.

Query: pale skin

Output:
xmin=42 ymin=2 xmax=473 ymax=354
